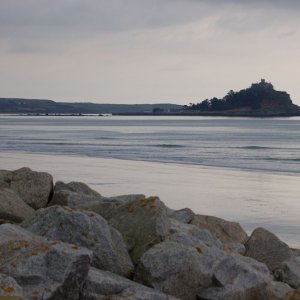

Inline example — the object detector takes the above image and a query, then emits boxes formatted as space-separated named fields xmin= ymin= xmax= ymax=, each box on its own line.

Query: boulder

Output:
xmin=108 ymin=197 xmax=170 ymax=264
xmin=78 ymin=194 xmax=146 ymax=220
xmin=198 ymin=254 xmax=272 ymax=300
xmin=264 ymin=281 xmax=294 ymax=300
xmin=224 ymin=242 xmax=246 ymax=255
xmin=0 ymin=223 xmax=92 ymax=300
xmin=0 ymin=170 xmax=13 ymax=189
xmin=22 ymin=206 xmax=134 ymax=278
xmin=135 ymin=240 xmax=220 ymax=300
xmin=9 ymin=167 xmax=53 ymax=209
xmin=49 ymin=182 xmax=147 ymax=221
xmin=191 ymin=214 xmax=248 ymax=244
xmin=284 ymin=290 xmax=300 ymax=300
xmin=274 ymin=257 xmax=300 ymax=289
xmin=168 ymin=219 xmax=223 ymax=249
xmin=292 ymin=248 xmax=300 ymax=257
xmin=292 ymin=249 xmax=300 ymax=265
xmin=49 ymin=181 xmax=102 ymax=206
xmin=0 ymin=188 xmax=34 ymax=223
xmin=59 ymin=181 xmax=101 ymax=197
xmin=245 ymin=227 xmax=292 ymax=271
xmin=169 ymin=208 xmax=194 ymax=224
xmin=81 ymin=267 xmax=178 ymax=300
xmin=0 ymin=273 xmax=23 ymax=297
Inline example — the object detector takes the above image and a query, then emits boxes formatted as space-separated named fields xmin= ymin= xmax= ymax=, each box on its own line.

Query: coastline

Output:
xmin=0 ymin=150 xmax=299 ymax=248
xmin=1 ymin=112 xmax=300 ymax=117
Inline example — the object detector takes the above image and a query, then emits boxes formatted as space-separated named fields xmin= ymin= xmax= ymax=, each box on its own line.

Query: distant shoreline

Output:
xmin=1 ymin=112 xmax=300 ymax=117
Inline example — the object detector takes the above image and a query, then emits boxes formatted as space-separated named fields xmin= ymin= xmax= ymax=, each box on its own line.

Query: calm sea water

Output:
xmin=1 ymin=115 xmax=300 ymax=173
xmin=0 ymin=115 xmax=299 ymax=247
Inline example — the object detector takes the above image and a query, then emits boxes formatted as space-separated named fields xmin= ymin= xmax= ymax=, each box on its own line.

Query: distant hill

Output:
xmin=184 ymin=79 xmax=300 ymax=116
xmin=0 ymin=98 xmax=181 ymax=115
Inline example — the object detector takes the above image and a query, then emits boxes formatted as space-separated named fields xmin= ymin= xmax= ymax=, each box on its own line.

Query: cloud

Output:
xmin=0 ymin=1 xmax=299 ymax=104
xmin=1 ymin=0 xmax=298 ymax=41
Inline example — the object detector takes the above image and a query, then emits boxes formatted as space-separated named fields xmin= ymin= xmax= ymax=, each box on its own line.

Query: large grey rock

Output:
xmin=0 ymin=188 xmax=34 ymax=223
xmin=78 ymin=194 xmax=146 ymax=220
xmin=169 ymin=208 xmax=195 ymax=224
xmin=274 ymin=257 xmax=300 ymax=289
xmin=245 ymin=227 xmax=292 ymax=271
xmin=0 ymin=223 xmax=92 ymax=300
xmin=135 ymin=240 xmax=221 ymax=300
xmin=224 ymin=242 xmax=246 ymax=255
xmin=0 ymin=170 xmax=13 ymax=189
xmin=0 ymin=273 xmax=23 ymax=297
xmin=49 ymin=181 xmax=102 ymax=206
xmin=198 ymin=254 xmax=272 ymax=300
xmin=108 ymin=196 xmax=171 ymax=264
xmin=284 ymin=290 xmax=300 ymax=300
xmin=168 ymin=219 xmax=223 ymax=249
xmin=292 ymin=248 xmax=300 ymax=257
xmin=263 ymin=281 xmax=294 ymax=300
xmin=191 ymin=214 xmax=248 ymax=244
xmin=49 ymin=181 xmax=148 ymax=222
xmin=82 ymin=268 xmax=178 ymax=300
xmin=9 ymin=167 xmax=53 ymax=209
xmin=23 ymin=205 xmax=134 ymax=278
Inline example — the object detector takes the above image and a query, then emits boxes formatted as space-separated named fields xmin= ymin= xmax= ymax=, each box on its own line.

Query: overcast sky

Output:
xmin=0 ymin=0 xmax=300 ymax=104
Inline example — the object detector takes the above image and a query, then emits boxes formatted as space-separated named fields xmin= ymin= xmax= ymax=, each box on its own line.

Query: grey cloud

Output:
xmin=0 ymin=0 xmax=299 ymax=54
xmin=1 ymin=0 xmax=298 ymax=38
xmin=0 ymin=1 xmax=208 ymax=37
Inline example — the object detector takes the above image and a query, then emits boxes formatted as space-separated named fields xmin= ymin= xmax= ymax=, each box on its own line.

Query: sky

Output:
xmin=0 ymin=0 xmax=300 ymax=105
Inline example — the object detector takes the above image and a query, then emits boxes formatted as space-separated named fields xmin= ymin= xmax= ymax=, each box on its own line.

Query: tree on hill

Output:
xmin=185 ymin=79 xmax=296 ymax=113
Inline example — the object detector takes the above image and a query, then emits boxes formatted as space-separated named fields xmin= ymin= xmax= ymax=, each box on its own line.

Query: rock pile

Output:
xmin=0 ymin=167 xmax=299 ymax=300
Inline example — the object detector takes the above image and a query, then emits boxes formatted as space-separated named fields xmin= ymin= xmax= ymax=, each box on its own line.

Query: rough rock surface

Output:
xmin=274 ymin=258 xmax=300 ymax=289
xmin=0 ymin=188 xmax=34 ymax=223
xmin=264 ymin=281 xmax=294 ymax=300
xmin=49 ymin=182 xmax=146 ymax=220
xmin=284 ymin=290 xmax=300 ymax=300
xmin=108 ymin=197 xmax=170 ymax=264
xmin=0 ymin=273 xmax=23 ymax=297
xmin=0 ymin=170 xmax=13 ymax=189
xmin=169 ymin=208 xmax=195 ymax=224
xmin=135 ymin=240 xmax=221 ymax=300
xmin=49 ymin=181 xmax=102 ymax=206
xmin=78 ymin=194 xmax=146 ymax=220
xmin=9 ymin=167 xmax=53 ymax=209
xmin=245 ymin=227 xmax=292 ymax=271
xmin=0 ymin=223 xmax=92 ymax=300
xmin=191 ymin=214 xmax=248 ymax=244
xmin=224 ymin=242 xmax=246 ymax=255
xmin=23 ymin=205 xmax=134 ymax=278
xmin=82 ymin=268 xmax=178 ymax=300
xmin=198 ymin=254 xmax=272 ymax=300
xmin=168 ymin=219 xmax=223 ymax=249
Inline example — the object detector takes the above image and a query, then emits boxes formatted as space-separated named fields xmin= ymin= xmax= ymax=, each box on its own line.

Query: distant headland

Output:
xmin=0 ymin=80 xmax=299 ymax=117
xmin=183 ymin=79 xmax=300 ymax=117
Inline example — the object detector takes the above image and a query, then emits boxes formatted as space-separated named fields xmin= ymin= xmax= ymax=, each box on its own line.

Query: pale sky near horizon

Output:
xmin=0 ymin=0 xmax=300 ymax=105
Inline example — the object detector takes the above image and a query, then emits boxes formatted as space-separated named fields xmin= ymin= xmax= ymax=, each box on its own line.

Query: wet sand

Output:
xmin=0 ymin=151 xmax=299 ymax=248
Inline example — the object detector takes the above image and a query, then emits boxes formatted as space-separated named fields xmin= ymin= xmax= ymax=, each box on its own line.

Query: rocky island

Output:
xmin=0 ymin=167 xmax=299 ymax=299
xmin=184 ymin=79 xmax=300 ymax=116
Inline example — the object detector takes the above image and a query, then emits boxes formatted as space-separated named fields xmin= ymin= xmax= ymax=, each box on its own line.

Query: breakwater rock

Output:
xmin=0 ymin=167 xmax=299 ymax=300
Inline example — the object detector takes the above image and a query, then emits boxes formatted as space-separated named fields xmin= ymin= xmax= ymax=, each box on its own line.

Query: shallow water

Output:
xmin=0 ymin=115 xmax=300 ymax=173
xmin=0 ymin=115 xmax=299 ymax=247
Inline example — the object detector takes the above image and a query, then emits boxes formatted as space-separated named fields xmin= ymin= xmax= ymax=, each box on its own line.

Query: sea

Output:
xmin=0 ymin=115 xmax=299 ymax=247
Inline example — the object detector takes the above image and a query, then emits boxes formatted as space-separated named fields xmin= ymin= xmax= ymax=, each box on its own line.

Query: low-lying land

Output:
xmin=1 ymin=80 xmax=300 ymax=117
xmin=0 ymin=167 xmax=299 ymax=299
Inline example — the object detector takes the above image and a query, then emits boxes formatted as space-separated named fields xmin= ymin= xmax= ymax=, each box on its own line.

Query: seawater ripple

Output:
xmin=0 ymin=115 xmax=300 ymax=174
